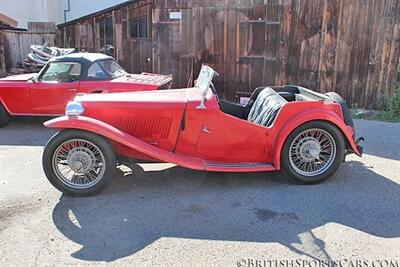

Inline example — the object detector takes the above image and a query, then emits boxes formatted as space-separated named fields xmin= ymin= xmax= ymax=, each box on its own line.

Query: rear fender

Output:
xmin=271 ymin=110 xmax=361 ymax=170
xmin=44 ymin=116 xmax=205 ymax=170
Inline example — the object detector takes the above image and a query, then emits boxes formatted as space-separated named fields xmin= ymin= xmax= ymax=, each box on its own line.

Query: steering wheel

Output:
xmin=210 ymin=82 xmax=220 ymax=102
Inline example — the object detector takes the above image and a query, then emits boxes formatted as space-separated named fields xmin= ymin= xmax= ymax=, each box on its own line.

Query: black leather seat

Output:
xmin=247 ymin=87 xmax=287 ymax=127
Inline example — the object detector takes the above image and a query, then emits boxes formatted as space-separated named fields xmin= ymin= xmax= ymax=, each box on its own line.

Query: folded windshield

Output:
xmin=194 ymin=65 xmax=217 ymax=109
xmin=195 ymin=65 xmax=217 ymax=93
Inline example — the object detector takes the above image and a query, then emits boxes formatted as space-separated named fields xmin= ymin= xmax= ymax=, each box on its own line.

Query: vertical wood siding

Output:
xmin=58 ymin=0 xmax=400 ymax=109
xmin=0 ymin=33 xmax=7 ymax=77
xmin=0 ymin=30 xmax=56 ymax=70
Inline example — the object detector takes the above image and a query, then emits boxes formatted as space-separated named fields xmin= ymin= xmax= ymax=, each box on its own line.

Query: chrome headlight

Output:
xmin=65 ymin=101 xmax=84 ymax=116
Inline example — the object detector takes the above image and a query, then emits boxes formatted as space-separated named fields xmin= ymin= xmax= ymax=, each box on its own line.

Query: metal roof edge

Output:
xmin=57 ymin=0 xmax=138 ymax=28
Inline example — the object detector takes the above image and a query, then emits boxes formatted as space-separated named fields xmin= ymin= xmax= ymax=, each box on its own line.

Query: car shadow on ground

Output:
xmin=52 ymin=160 xmax=400 ymax=262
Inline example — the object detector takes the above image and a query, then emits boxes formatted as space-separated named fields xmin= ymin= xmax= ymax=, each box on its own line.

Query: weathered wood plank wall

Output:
xmin=0 ymin=33 xmax=7 ymax=77
xmin=0 ymin=30 xmax=56 ymax=68
xmin=58 ymin=0 xmax=400 ymax=109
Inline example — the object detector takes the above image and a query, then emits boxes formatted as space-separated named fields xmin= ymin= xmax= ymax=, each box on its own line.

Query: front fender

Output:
xmin=44 ymin=116 xmax=205 ymax=170
xmin=271 ymin=110 xmax=361 ymax=170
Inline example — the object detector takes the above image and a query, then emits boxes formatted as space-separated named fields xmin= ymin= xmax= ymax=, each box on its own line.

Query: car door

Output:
xmin=30 ymin=62 xmax=81 ymax=115
xmin=196 ymin=110 xmax=269 ymax=162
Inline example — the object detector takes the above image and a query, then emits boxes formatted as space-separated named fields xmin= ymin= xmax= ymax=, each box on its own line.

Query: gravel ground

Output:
xmin=0 ymin=117 xmax=399 ymax=266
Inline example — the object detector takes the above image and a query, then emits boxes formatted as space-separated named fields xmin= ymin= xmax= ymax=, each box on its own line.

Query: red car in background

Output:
xmin=0 ymin=53 xmax=172 ymax=127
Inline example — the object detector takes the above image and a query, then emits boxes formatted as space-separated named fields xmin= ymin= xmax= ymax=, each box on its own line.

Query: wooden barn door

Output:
xmin=190 ymin=7 xmax=229 ymax=99
xmin=236 ymin=4 xmax=280 ymax=100
xmin=152 ymin=3 xmax=281 ymax=100
xmin=119 ymin=4 xmax=153 ymax=74
xmin=152 ymin=8 xmax=194 ymax=88
xmin=152 ymin=6 xmax=235 ymax=97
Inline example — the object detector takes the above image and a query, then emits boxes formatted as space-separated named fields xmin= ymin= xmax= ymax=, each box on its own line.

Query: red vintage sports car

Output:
xmin=0 ymin=53 xmax=172 ymax=127
xmin=42 ymin=65 xmax=363 ymax=196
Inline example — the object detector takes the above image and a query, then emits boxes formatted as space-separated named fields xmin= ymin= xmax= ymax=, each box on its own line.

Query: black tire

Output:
xmin=281 ymin=121 xmax=345 ymax=185
xmin=0 ymin=103 xmax=10 ymax=127
xmin=42 ymin=130 xmax=116 ymax=196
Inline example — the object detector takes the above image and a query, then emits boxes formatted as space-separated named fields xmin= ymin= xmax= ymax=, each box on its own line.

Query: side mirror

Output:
xmin=31 ymin=76 xmax=39 ymax=83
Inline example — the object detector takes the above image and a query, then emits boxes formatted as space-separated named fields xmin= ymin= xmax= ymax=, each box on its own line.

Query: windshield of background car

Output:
xmin=97 ymin=59 xmax=126 ymax=78
xmin=40 ymin=62 xmax=81 ymax=82
xmin=195 ymin=65 xmax=216 ymax=94
xmin=87 ymin=62 xmax=108 ymax=80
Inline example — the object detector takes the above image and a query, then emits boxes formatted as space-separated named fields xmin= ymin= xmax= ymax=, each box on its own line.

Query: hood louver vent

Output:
xmin=114 ymin=115 xmax=172 ymax=139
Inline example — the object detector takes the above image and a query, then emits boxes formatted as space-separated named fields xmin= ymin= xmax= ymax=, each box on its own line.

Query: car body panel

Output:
xmin=0 ymin=81 xmax=32 ymax=114
xmin=78 ymin=80 xmax=159 ymax=94
xmin=175 ymin=107 xmax=269 ymax=163
xmin=0 ymin=73 xmax=36 ymax=81
xmin=78 ymin=73 xmax=174 ymax=94
xmin=30 ymin=80 xmax=80 ymax=114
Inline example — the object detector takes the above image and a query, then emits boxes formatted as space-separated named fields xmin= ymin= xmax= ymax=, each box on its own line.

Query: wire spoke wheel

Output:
xmin=289 ymin=128 xmax=336 ymax=177
xmin=52 ymin=139 xmax=106 ymax=189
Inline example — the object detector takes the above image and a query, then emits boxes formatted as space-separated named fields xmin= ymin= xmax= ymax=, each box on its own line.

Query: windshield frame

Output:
xmin=195 ymin=65 xmax=216 ymax=91
xmin=194 ymin=65 xmax=217 ymax=109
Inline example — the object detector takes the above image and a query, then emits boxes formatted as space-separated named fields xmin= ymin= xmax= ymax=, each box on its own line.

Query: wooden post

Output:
xmin=0 ymin=44 xmax=6 ymax=77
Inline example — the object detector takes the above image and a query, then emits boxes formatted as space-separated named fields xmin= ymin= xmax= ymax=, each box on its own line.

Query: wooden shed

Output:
xmin=57 ymin=0 xmax=400 ymax=109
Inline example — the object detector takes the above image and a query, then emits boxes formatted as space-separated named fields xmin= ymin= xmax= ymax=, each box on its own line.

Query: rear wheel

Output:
xmin=281 ymin=121 xmax=345 ymax=184
xmin=0 ymin=103 xmax=10 ymax=127
xmin=42 ymin=130 xmax=116 ymax=196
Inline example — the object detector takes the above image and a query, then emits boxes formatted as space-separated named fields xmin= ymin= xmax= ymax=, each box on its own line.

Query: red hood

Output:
xmin=0 ymin=73 xmax=37 ymax=81
xmin=111 ymin=73 xmax=173 ymax=86
xmin=74 ymin=89 xmax=191 ymax=114
xmin=75 ymin=88 xmax=188 ymax=105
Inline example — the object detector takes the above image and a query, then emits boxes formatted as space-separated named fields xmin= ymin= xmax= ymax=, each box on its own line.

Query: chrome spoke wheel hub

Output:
xmin=52 ymin=139 xmax=106 ymax=189
xmin=67 ymin=147 xmax=95 ymax=174
xmin=289 ymin=128 xmax=336 ymax=177
xmin=298 ymin=139 xmax=321 ymax=161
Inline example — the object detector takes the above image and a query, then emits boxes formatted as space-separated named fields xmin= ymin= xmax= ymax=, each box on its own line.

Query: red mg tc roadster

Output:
xmin=0 ymin=53 xmax=172 ymax=127
xmin=42 ymin=65 xmax=363 ymax=196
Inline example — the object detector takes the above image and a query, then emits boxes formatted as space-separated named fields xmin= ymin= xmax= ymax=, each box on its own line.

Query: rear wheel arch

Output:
xmin=272 ymin=119 xmax=349 ymax=170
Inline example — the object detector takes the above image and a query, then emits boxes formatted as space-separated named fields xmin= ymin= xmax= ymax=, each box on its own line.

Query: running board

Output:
xmin=205 ymin=161 xmax=275 ymax=172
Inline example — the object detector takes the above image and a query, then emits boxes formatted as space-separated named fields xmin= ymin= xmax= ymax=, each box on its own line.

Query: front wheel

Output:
xmin=281 ymin=121 xmax=345 ymax=184
xmin=42 ymin=130 xmax=116 ymax=196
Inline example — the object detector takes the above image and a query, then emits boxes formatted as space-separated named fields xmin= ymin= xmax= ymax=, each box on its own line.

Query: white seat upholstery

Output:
xmin=247 ymin=87 xmax=287 ymax=127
